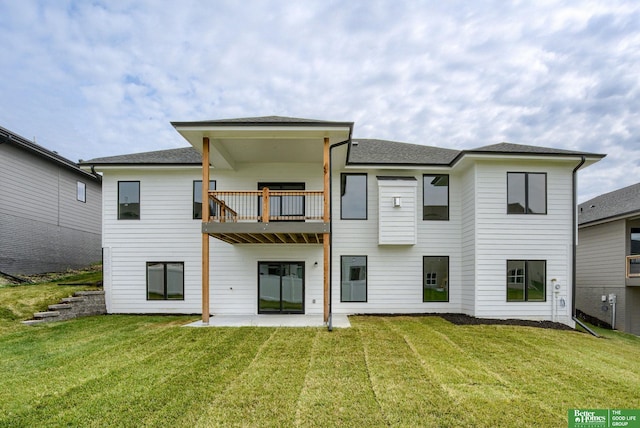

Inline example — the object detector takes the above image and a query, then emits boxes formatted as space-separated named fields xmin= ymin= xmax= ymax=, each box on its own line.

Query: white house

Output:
xmin=82 ymin=116 xmax=604 ymax=328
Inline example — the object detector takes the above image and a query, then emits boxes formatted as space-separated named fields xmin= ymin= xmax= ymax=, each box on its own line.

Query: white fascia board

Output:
xmin=174 ymin=125 xmax=351 ymax=139
xmin=90 ymin=165 xmax=202 ymax=173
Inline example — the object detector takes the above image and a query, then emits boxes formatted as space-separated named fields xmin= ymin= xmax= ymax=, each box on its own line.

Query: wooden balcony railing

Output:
xmin=626 ymin=255 xmax=640 ymax=278
xmin=208 ymin=189 xmax=324 ymax=223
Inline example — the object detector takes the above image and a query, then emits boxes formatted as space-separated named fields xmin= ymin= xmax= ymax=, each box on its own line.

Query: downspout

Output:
xmin=571 ymin=156 xmax=599 ymax=337
xmin=328 ymin=139 xmax=351 ymax=331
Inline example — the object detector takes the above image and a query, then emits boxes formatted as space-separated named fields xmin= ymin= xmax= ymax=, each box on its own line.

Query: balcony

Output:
xmin=202 ymin=189 xmax=329 ymax=244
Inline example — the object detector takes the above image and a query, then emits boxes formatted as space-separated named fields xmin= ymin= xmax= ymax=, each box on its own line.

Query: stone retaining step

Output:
xmin=34 ymin=311 xmax=61 ymax=319
xmin=24 ymin=289 xmax=105 ymax=325
xmin=61 ymin=297 xmax=84 ymax=303
xmin=48 ymin=303 xmax=73 ymax=310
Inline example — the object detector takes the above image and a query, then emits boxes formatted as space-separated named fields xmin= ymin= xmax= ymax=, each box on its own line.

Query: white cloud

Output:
xmin=0 ymin=0 xmax=639 ymax=200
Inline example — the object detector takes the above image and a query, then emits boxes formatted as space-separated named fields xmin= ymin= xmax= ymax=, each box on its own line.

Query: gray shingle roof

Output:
xmin=82 ymin=147 xmax=202 ymax=165
xmin=0 ymin=125 xmax=100 ymax=181
xmin=348 ymin=139 xmax=460 ymax=165
xmin=470 ymin=142 xmax=599 ymax=156
xmin=578 ymin=182 xmax=640 ymax=225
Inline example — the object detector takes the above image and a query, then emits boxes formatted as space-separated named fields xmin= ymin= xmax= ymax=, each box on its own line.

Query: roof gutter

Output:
xmin=571 ymin=155 xmax=598 ymax=336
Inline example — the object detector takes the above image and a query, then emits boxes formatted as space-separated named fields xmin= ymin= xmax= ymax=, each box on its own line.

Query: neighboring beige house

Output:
xmin=0 ymin=126 xmax=102 ymax=275
xmin=82 ymin=116 xmax=604 ymax=328
xmin=577 ymin=183 xmax=640 ymax=335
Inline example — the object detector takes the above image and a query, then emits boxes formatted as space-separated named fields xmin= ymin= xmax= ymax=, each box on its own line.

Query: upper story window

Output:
xmin=77 ymin=181 xmax=86 ymax=203
xmin=506 ymin=260 xmax=546 ymax=302
xmin=258 ymin=182 xmax=305 ymax=221
xmin=423 ymin=175 xmax=449 ymax=220
xmin=118 ymin=181 xmax=140 ymax=220
xmin=507 ymin=172 xmax=546 ymax=214
xmin=341 ymin=173 xmax=367 ymax=220
xmin=193 ymin=180 xmax=216 ymax=219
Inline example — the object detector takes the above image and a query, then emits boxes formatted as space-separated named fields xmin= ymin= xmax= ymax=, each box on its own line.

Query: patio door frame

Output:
xmin=257 ymin=261 xmax=305 ymax=314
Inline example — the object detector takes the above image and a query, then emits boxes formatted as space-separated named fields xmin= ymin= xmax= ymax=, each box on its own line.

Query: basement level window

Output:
xmin=147 ymin=262 xmax=184 ymax=300
xmin=506 ymin=260 xmax=546 ymax=302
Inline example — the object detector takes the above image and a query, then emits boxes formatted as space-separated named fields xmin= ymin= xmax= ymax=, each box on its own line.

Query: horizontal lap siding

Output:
xmin=473 ymin=161 xmax=573 ymax=322
xmin=103 ymin=164 xmax=325 ymax=314
xmin=460 ymin=166 xmax=476 ymax=314
xmin=377 ymin=180 xmax=417 ymax=245
xmin=575 ymin=220 xmax=626 ymax=328
xmin=103 ymin=168 xmax=201 ymax=313
xmin=332 ymin=169 xmax=463 ymax=314
xmin=576 ymin=221 xmax=625 ymax=287
xmin=0 ymin=143 xmax=101 ymax=274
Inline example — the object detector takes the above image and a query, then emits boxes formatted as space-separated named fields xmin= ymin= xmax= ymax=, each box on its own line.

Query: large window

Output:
xmin=77 ymin=181 xmax=86 ymax=203
xmin=193 ymin=180 xmax=216 ymax=219
xmin=341 ymin=173 xmax=367 ymax=219
xmin=118 ymin=181 xmax=140 ymax=219
xmin=147 ymin=262 xmax=184 ymax=300
xmin=507 ymin=172 xmax=546 ymax=214
xmin=341 ymin=256 xmax=367 ymax=302
xmin=506 ymin=260 xmax=546 ymax=302
xmin=423 ymin=256 xmax=449 ymax=302
xmin=423 ymin=175 xmax=449 ymax=220
xmin=258 ymin=182 xmax=305 ymax=221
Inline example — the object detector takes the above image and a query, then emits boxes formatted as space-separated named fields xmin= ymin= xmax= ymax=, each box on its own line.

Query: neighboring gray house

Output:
xmin=0 ymin=126 xmax=102 ymax=275
xmin=577 ymin=183 xmax=640 ymax=335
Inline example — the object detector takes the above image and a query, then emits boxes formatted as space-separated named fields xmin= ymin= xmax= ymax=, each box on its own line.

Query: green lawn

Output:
xmin=1 ymin=278 xmax=639 ymax=427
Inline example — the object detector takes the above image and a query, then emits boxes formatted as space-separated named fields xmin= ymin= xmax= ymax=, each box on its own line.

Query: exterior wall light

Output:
xmin=393 ymin=196 xmax=401 ymax=207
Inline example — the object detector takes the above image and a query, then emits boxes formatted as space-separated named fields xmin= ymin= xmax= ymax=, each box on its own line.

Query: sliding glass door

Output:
xmin=258 ymin=262 xmax=304 ymax=314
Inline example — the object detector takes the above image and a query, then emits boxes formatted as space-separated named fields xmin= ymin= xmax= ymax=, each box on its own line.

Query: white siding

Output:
xmin=472 ymin=160 xmax=574 ymax=324
xmin=332 ymin=169 xmax=463 ymax=314
xmin=102 ymin=164 xmax=324 ymax=314
xmin=102 ymin=154 xmax=580 ymax=327
xmin=377 ymin=178 xmax=417 ymax=245
xmin=460 ymin=165 xmax=476 ymax=314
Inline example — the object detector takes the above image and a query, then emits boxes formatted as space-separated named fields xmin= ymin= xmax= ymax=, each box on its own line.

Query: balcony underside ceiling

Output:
xmin=203 ymin=222 xmax=329 ymax=245
xmin=210 ymin=231 xmax=325 ymax=245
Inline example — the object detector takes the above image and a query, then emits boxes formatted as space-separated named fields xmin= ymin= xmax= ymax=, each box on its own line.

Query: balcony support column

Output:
xmin=202 ymin=137 xmax=210 ymax=325
xmin=323 ymin=137 xmax=330 ymax=323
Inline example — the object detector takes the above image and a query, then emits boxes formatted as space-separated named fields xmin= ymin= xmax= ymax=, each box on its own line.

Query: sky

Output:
xmin=1 ymin=1 xmax=638 ymax=202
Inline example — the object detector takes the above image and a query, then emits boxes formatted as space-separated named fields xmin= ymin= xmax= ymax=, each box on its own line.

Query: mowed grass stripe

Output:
xmin=148 ymin=327 xmax=276 ymax=427
xmin=195 ymin=328 xmax=316 ymax=427
xmin=0 ymin=316 xmax=196 ymax=420
xmin=354 ymin=316 xmax=457 ymax=427
xmin=294 ymin=328 xmax=387 ymax=427
xmin=390 ymin=317 xmax=567 ymax=427
xmin=3 ymin=319 xmax=203 ymax=426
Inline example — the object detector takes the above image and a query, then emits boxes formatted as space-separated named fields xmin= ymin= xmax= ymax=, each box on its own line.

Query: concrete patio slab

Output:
xmin=185 ymin=314 xmax=351 ymax=328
